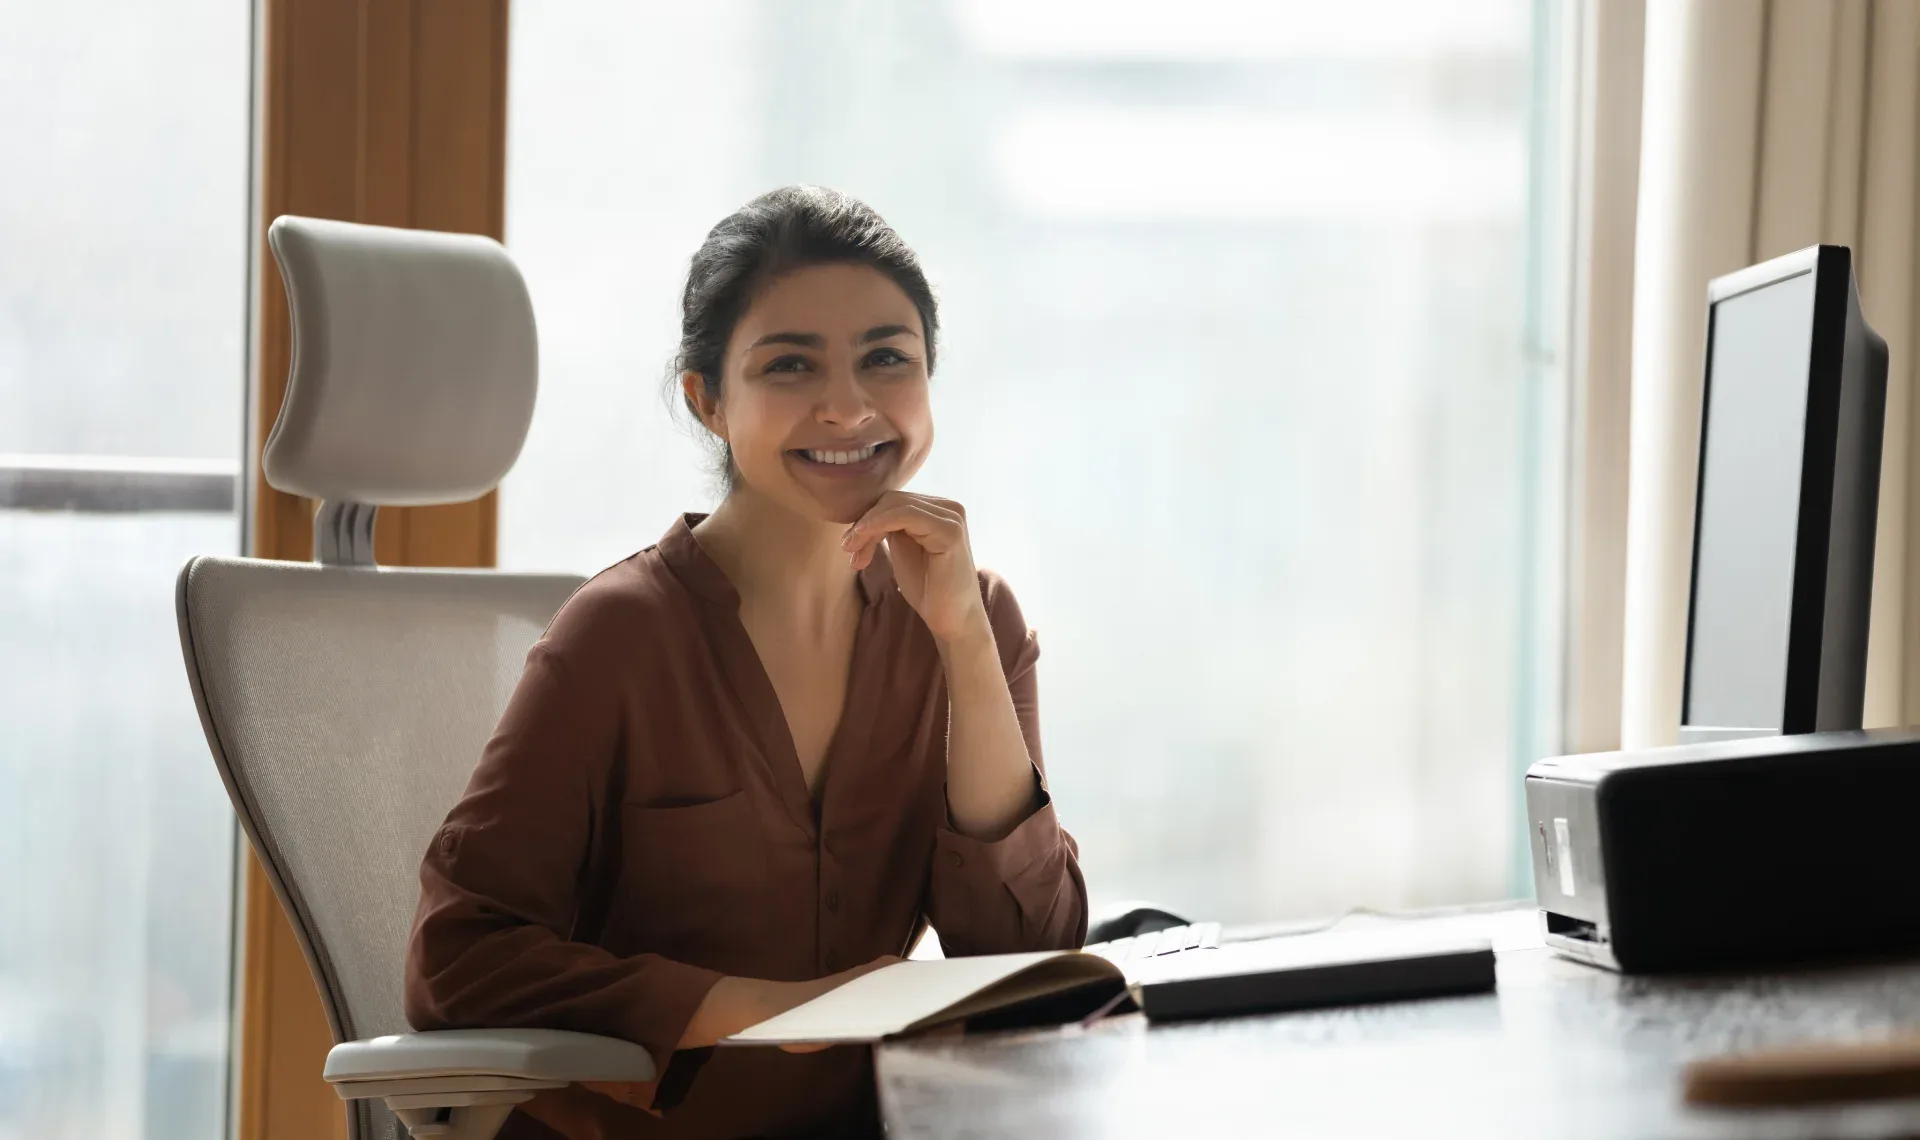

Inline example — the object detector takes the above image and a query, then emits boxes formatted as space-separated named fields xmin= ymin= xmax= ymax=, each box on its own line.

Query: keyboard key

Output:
xmin=1089 ymin=922 xmax=1224 ymax=964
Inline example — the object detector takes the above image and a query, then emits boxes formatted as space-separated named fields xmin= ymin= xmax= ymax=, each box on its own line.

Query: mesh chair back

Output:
xmin=177 ymin=557 xmax=581 ymax=1042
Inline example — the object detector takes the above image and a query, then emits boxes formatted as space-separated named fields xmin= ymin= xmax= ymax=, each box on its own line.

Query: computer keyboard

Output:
xmin=1085 ymin=922 xmax=1222 ymax=967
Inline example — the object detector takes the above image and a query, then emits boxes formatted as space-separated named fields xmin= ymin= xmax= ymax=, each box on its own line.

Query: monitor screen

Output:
xmin=1683 ymin=270 xmax=1818 ymax=731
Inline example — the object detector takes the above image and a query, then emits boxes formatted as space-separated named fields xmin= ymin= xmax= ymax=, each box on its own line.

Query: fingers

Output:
xmin=848 ymin=505 xmax=949 ymax=570
xmin=907 ymin=494 xmax=965 ymax=519
xmin=844 ymin=492 xmax=963 ymax=541
xmin=843 ymin=495 xmax=966 ymax=568
xmin=845 ymin=499 xmax=962 ymax=548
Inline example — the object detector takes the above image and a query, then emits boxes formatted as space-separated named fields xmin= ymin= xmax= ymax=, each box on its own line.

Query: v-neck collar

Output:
xmin=655 ymin=513 xmax=893 ymax=837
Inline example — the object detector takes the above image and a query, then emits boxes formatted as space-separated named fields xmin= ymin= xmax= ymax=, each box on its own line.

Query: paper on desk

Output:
xmin=1325 ymin=906 xmax=1545 ymax=953
xmin=1226 ymin=903 xmax=1543 ymax=954
xmin=1124 ymin=921 xmax=1501 ymax=985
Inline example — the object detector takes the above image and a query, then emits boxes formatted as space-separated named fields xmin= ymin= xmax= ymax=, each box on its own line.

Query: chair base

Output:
xmin=391 ymin=1102 xmax=513 ymax=1140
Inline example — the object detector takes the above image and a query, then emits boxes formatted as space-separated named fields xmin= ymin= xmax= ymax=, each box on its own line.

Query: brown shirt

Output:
xmin=404 ymin=515 xmax=1087 ymax=1139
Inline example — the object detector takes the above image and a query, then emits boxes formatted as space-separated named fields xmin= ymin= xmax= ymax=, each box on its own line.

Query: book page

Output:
xmin=724 ymin=951 xmax=1091 ymax=1045
xmin=926 ymin=954 xmax=1123 ymax=1027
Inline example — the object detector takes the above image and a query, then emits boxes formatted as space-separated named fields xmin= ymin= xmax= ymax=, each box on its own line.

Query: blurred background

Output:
xmin=12 ymin=0 xmax=1920 ymax=1137
xmin=498 ymin=0 xmax=1564 ymax=926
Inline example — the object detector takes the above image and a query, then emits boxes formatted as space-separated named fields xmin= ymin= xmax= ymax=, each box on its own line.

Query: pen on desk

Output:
xmin=1684 ymin=1035 xmax=1920 ymax=1106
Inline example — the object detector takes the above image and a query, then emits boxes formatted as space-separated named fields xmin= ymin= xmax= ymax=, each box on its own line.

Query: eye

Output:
xmin=862 ymin=347 xmax=913 ymax=368
xmin=764 ymin=354 xmax=812 ymax=375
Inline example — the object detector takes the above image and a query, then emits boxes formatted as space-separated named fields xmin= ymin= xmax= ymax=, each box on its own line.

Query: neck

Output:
xmin=694 ymin=488 xmax=862 ymax=634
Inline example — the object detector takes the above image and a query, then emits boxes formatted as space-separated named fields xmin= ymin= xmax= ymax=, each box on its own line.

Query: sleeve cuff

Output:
xmin=935 ymin=788 xmax=1064 ymax=889
xmin=602 ymin=955 xmax=726 ymax=1113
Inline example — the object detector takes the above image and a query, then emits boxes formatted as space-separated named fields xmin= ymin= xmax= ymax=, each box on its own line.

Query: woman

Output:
xmin=404 ymin=186 xmax=1087 ymax=1139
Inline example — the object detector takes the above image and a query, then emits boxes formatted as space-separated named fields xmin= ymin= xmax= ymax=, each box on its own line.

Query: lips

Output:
xmin=790 ymin=441 xmax=896 ymax=470
xmin=796 ymin=441 xmax=889 ymax=465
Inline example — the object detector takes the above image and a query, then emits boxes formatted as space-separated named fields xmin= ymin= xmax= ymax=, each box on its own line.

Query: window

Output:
xmin=499 ymin=0 xmax=1570 ymax=922
xmin=0 ymin=2 xmax=252 ymax=1136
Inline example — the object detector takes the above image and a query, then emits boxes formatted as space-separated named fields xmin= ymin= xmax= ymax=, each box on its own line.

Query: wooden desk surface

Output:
xmin=876 ymin=934 xmax=1920 ymax=1139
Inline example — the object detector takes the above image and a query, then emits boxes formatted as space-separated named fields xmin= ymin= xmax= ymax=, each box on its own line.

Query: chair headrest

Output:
xmin=263 ymin=216 xmax=537 ymax=507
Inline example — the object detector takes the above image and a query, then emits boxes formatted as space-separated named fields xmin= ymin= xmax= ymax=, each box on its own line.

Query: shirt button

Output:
xmin=825 ymin=888 xmax=841 ymax=912
xmin=946 ymin=850 xmax=963 ymax=869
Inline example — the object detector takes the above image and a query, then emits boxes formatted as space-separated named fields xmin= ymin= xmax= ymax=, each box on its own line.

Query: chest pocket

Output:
xmin=606 ymin=789 xmax=769 ymax=961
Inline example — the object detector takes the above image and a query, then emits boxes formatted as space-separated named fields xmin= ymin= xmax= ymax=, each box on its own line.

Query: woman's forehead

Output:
xmin=737 ymin=263 xmax=922 ymax=338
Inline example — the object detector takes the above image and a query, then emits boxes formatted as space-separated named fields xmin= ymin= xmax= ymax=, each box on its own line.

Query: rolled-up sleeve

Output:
xmin=404 ymin=643 xmax=722 ymax=1097
xmin=925 ymin=574 xmax=1089 ymax=955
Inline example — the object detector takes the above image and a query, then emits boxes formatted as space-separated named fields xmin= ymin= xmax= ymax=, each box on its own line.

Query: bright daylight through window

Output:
xmin=0 ymin=2 xmax=251 ymax=1138
xmin=498 ymin=0 xmax=1571 ymax=923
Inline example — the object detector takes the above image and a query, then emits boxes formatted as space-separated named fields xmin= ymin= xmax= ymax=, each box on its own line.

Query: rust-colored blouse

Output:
xmin=404 ymin=515 xmax=1087 ymax=1139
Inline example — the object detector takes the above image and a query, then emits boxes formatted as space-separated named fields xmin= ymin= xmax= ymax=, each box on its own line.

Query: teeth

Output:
xmin=806 ymin=444 xmax=880 ymax=465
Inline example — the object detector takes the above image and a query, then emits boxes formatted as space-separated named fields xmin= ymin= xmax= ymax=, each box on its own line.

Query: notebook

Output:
xmin=721 ymin=924 xmax=1497 ymax=1046
xmin=723 ymin=952 xmax=1125 ymax=1046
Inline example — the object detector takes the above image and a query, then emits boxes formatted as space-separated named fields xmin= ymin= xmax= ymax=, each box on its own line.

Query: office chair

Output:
xmin=176 ymin=217 xmax=655 ymax=1140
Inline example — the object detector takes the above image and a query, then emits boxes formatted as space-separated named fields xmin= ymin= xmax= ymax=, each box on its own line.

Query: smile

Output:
xmin=793 ymin=441 xmax=894 ymax=467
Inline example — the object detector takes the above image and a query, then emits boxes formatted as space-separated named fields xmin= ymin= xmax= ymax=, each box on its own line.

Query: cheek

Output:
xmin=882 ymin=381 xmax=933 ymax=437
xmin=723 ymin=388 xmax=804 ymax=454
xmin=888 ymin=385 xmax=935 ymax=463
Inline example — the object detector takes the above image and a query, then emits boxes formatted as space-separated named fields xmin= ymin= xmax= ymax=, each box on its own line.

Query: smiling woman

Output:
xmin=406 ymin=186 xmax=1085 ymax=1139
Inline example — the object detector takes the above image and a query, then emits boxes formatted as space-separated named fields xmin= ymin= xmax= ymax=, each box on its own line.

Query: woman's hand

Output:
xmin=697 ymin=955 xmax=904 ymax=1051
xmin=843 ymin=492 xmax=989 ymax=644
xmin=774 ymin=955 xmax=904 ymax=1053
xmin=581 ymin=955 xmax=904 ymax=1105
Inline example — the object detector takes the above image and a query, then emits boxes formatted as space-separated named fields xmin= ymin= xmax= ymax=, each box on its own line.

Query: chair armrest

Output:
xmin=325 ymin=1028 xmax=656 ymax=1085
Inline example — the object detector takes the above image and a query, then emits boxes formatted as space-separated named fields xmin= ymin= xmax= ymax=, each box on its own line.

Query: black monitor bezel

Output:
xmin=1679 ymin=244 xmax=1852 ymax=737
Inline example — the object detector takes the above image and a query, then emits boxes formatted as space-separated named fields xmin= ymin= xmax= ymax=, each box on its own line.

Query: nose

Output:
xmin=817 ymin=362 xmax=877 ymax=429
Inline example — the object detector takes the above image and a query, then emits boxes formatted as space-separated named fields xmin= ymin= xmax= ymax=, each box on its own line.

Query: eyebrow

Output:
xmin=747 ymin=324 xmax=921 ymax=351
xmin=748 ymin=331 xmax=824 ymax=350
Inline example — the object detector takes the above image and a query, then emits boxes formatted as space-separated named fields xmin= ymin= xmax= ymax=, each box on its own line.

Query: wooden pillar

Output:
xmin=241 ymin=3 xmax=510 ymax=1137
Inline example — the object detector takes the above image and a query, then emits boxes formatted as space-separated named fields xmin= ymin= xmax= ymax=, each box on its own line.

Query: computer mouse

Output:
xmin=1087 ymin=903 xmax=1192 ymax=944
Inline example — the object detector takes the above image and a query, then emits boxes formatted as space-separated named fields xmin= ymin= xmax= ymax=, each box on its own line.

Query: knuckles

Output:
xmin=864 ymin=492 xmax=972 ymax=531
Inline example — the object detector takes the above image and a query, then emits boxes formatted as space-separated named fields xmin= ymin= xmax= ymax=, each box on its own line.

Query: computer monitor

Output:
xmin=1679 ymin=244 xmax=1888 ymax=744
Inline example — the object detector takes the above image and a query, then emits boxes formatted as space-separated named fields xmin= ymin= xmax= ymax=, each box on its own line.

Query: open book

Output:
xmin=721 ymin=920 xmax=1504 ymax=1046
xmin=722 ymin=952 xmax=1125 ymax=1046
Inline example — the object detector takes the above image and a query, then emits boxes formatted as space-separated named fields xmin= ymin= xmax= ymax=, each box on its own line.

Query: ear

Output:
xmin=681 ymin=371 xmax=727 ymax=439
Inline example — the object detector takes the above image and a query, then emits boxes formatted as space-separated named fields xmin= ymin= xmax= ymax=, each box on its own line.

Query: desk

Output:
xmin=876 ymin=922 xmax=1920 ymax=1139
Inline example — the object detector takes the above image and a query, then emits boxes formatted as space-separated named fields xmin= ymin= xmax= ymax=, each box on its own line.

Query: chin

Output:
xmin=808 ymin=490 xmax=887 ymax=528
xmin=762 ymin=446 xmax=922 ymax=527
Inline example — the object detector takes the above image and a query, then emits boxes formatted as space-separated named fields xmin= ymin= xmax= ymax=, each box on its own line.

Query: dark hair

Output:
xmin=670 ymin=186 xmax=940 ymax=483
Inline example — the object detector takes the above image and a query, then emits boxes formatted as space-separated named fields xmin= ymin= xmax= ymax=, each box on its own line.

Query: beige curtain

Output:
xmin=1564 ymin=0 xmax=1645 ymax=754
xmin=1618 ymin=0 xmax=1920 ymax=748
